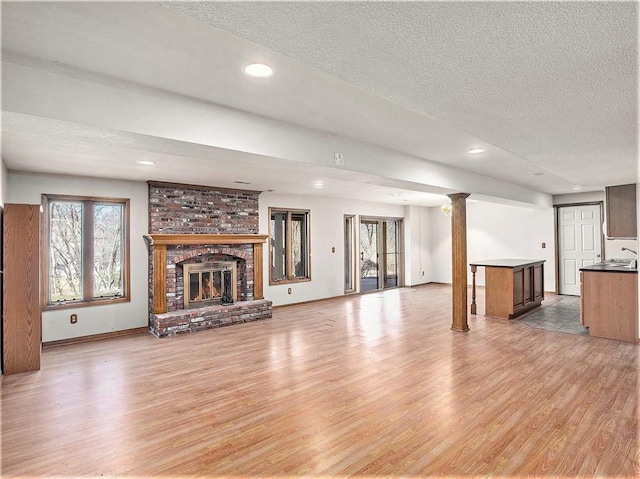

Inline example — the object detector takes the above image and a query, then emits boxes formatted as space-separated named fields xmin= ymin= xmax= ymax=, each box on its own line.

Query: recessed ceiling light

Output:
xmin=531 ymin=172 xmax=544 ymax=176
xmin=572 ymin=186 xmax=583 ymax=191
xmin=137 ymin=160 xmax=155 ymax=166
xmin=468 ymin=148 xmax=485 ymax=154
xmin=243 ymin=63 xmax=273 ymax=78
xmin=313 ymin=181 xmax=324 ymax=188
xmin=391 ymin=193 xmax=401 ymax=197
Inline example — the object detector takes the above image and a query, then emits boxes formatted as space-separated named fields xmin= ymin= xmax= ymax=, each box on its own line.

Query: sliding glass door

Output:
xmin=360 ymin=217 xmax=403 ymax=293
xmin=360 ymin=220 xmax=380 ymax=292
xmin=384 ymin=220 xmax=400 ymax=288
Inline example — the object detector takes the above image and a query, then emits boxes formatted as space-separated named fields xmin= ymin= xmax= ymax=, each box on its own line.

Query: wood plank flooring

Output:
xmin=2 ymin=284 xmax=638 ymax=477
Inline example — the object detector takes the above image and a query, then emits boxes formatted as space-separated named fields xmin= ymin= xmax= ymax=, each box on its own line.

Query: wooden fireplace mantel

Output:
xmin=145 ymin=234 xmax=269 ymax=314
xmin=144 ymin=234 xmax=269 ymax=246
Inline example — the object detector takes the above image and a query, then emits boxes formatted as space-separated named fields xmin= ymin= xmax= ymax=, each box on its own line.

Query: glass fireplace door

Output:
xmin=189 ymin=271 xmax=222 ymax=302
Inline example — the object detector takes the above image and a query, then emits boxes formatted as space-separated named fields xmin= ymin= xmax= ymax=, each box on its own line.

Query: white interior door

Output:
xmin=558 ymin=204 xmax=602 ymax=295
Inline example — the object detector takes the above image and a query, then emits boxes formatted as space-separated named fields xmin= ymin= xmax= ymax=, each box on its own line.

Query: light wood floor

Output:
xmin=2 ymin=284 xmax=638 ymax=477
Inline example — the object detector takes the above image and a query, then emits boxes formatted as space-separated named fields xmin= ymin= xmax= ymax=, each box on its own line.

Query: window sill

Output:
xmin=44 ymin=295 xmax=130 ymax=311
xmin=269 ymin=277 xmax=311 ymax=286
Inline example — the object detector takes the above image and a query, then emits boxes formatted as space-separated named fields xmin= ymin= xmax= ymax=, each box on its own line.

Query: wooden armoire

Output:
xmin=2 ymin=203 xmax=41 ymax=375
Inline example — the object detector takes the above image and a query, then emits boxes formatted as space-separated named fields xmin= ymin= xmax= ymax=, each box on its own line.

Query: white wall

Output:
xmin=0 ymin=158 xmax=7 ymax=206
xmin=428 ymin=201 xmax=556 ymax=291
xmin=553 ymin=191 xmax=604 ymax=205
xmin=403 ymin=205 xmax=432 ymax=285
xmin=8 ymin=172 xmax=149 ymax=342
xmin=259 ymin=193 xmax=406 ymax=306
xmin=428 ymin=205 xmax=454 ymax=282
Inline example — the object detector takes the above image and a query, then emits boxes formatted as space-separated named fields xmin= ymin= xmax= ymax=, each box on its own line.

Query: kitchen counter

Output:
xmin=580 ymin=263 xmax=637 ymax=273
xmin=580 ymin=267 xmax=638 ymax=342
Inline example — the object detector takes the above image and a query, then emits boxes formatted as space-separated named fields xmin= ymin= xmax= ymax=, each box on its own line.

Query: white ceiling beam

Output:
xmin=2 ymin=57 xmax=552 ymax=207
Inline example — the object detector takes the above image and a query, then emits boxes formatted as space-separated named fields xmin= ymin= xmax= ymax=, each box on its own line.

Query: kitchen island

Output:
xmin=470 ymin=259 xmax=545 ymax=319
xmin=580 ymin=263 xmax=638 ymax=342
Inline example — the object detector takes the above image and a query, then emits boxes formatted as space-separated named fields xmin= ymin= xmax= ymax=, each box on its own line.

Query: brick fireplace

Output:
xmin=146 ymin=182 xmax=272 ymax=337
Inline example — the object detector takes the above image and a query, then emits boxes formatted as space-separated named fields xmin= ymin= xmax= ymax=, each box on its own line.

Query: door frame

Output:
xmin=344 ymin=214 xmax=358 ymax=294
xmin=554 ymin=201 xmax=605 ymax=294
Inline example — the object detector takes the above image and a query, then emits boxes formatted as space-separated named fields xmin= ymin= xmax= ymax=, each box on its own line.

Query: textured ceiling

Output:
xmin=164 ymin=1 xmax=638 ymax=186
xmin=1 ymin=1 xmax=638 ymax=207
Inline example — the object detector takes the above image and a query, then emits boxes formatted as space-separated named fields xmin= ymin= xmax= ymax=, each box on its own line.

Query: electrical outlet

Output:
xmin=70 ymin=314 xmax=78 ymax=324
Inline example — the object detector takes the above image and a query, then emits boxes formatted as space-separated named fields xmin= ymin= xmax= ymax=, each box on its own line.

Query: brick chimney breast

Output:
xmin=146 ymin=181 xmax=270 ymax=337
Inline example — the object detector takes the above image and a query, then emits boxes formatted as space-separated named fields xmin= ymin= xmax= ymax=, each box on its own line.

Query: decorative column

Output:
xmin=448 ymin=193 xmax=470 ymax=332
xmin=253 ymin=242 xmax=264 ymax=300
xmin=152 ymin=244 xmax=167 ymax=314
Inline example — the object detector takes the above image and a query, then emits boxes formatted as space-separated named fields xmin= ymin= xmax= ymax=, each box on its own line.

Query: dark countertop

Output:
xmin=580 ymin=263 xmax=637 ymax=274
xmin=469 ymin=259 xmax=545 ymax=268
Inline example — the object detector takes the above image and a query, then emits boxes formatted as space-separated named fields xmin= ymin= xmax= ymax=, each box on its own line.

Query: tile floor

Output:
xmin=516 ymin=294 xmax=589 ymax=336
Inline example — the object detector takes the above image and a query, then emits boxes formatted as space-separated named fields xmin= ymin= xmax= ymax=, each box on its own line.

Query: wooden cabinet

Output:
xmin=606 ymin=184 xmax=637 ymax=238
xmin=533 ymin=263 xmax=543 ymax=302
xmin=3 ymin=203 xmax=42 ymax=375
xmin=515 ymin=262 xmax=544 ymax=309
xmin=581 ymin=270 xmax=638 ymax=342
xmin=471 ymin=260 xmax=545 ymax=319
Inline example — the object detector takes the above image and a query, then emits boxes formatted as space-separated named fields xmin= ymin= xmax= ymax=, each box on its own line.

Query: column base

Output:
xmin=451 ymin=325 xmax=470 ymax=332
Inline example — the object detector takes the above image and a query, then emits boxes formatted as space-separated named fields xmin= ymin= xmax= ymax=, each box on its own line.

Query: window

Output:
xmin=269 ymin=208 xmax=310 ymax=284
xmin=43 ymin=194 xmax=130 ymax=308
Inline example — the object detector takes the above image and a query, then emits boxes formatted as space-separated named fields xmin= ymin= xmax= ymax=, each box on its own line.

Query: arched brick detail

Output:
xmin=171 ymin=246 xmax=252 ymax=265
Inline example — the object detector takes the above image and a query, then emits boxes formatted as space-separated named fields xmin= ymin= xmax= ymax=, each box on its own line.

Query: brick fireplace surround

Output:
xmin=146 ymin=182 xmax=272 ymax=337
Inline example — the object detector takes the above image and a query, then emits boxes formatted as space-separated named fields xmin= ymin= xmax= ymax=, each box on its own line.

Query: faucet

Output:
xmin=621 ymin=247 xmax=637 ymax=255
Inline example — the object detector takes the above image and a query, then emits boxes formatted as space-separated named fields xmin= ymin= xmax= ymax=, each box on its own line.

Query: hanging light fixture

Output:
xmin=441 ymin=204 xmax=452 ymax=216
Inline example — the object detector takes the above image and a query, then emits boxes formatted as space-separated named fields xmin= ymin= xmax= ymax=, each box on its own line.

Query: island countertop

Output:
xmin=470 ymin=259 xmax=546 ymax=269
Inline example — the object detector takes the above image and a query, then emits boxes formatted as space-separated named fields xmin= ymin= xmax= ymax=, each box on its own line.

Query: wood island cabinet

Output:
xmin=470 ymin=260 xmax=545 ymax=319
xmin=605 ymin=184 xmax=637 ymax=239
xmin=3 ymin=203 xmax=42 ymax=375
